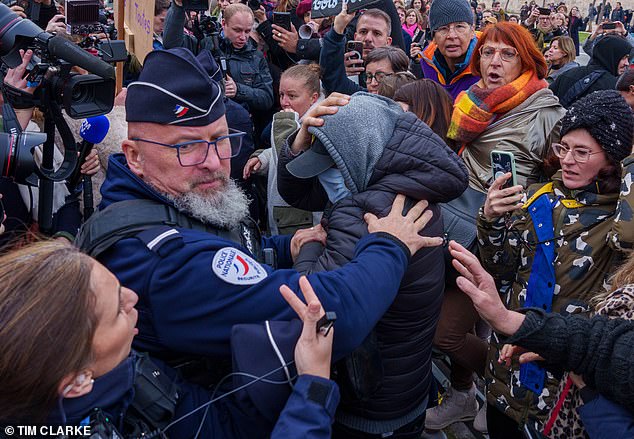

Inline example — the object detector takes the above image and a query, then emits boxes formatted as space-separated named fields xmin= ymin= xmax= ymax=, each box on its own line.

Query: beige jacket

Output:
xmin=462 ymin=88 xmax=566 ymax=193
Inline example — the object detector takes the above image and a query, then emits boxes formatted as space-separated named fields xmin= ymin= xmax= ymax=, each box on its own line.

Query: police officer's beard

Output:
xmin=162 ymin=174 xmax=249 ymax=229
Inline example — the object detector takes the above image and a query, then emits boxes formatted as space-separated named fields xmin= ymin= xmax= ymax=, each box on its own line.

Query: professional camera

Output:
xmin=0 ymin=131 xmax=47 ymax=184
xmin=6 ymin=0 xmax=41 ymax=22
xmin=196 ymin=14 xmax=220 ymax=37
xmin=66 ymin=0 xmax=102 ymax=35
xmin=0 ymin=3 xmax=115 ymax=118
xmin=0 ymin=2 xmax=116 ymax=233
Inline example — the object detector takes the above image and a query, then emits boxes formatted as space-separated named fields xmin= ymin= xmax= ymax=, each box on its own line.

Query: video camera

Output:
xmin=0 ymin=2 xmax=116 ymax=232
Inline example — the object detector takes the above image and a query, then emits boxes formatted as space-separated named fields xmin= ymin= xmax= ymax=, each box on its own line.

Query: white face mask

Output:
xmin=318 ymin=167 xmax=352 ymax=204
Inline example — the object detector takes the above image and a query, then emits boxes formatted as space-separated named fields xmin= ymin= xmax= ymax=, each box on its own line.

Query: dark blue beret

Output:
xmin=126 ymin=48 xmax=225 ymax=126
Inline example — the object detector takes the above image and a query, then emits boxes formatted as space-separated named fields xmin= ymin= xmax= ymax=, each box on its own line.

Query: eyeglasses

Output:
xmin=366 ymin=71 xmax=393 ymax=83
xmin=131 ymin=129 xmax=246 ymax=167
xmin=479 ymin=45 xmax=519 ymax=62
xmin=551 ymin=143 xmax=603 ymax=163
xmin=434 ymin=22 xmax=471 ymax=38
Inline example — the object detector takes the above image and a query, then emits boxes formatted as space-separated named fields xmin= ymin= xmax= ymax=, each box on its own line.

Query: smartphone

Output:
xmin=538 ymin=7 xmax=551 ymax=15
xmin=273 ymin=12 xmax=292 ymax=31
xmin=346 ymin=40 xmax=364 ymax=62
xmin=603 ymin=22 xmax=617 ymax=30
xmin=491 ymin=150 xmax=517 ymax=190
xmin=412 ymin=30 xmax=425 ymax=44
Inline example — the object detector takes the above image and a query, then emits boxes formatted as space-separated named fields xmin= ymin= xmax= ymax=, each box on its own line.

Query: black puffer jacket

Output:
xmin=278 ymin=108 xmax=469 ymax=429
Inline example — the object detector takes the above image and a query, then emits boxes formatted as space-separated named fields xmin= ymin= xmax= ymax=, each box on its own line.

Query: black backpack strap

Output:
xmin=559 ymin=69 xmax=606 ymax=108
xmin=75 ymin=198 xmax=264 ymax=262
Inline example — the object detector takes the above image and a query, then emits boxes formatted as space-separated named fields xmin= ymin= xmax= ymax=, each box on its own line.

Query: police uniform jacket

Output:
xmin=96 ymin=154 xmax=412 ymax=366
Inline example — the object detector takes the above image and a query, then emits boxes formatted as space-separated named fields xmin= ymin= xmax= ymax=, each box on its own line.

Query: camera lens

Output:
xmin=0 ymin=136 xmax=13 ymax=177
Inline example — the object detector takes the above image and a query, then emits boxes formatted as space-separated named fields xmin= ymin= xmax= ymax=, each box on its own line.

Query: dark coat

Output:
xmin=278 ymin=112 xmax=469 ymax=426
xmin=550 ymin=35 xmax=632 ymax=107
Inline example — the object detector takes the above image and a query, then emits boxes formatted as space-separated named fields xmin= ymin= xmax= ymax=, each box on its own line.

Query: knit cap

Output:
xmin=429 ymin=0 xmax=474 ymax=32
xmin=560 ymin=90 xmax=634 ymax=163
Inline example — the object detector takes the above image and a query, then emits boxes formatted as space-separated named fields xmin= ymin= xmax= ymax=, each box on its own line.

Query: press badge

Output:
xmin=212 ymin=247 xmax=268 ymax=285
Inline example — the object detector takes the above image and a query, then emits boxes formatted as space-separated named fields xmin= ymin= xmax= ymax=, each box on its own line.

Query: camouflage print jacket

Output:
xmin=476 ymin=154 xmax=634 ymax=428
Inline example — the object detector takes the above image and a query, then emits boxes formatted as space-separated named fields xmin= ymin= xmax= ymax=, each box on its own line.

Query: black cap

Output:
xmin=286 ymin=138 xmax=335 ymax=179
xmin=126 ymin=48 xmax=225 ymax=126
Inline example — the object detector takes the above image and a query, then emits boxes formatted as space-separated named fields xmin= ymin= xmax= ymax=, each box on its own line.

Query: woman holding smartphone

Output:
xmin=425 ymin=22 xmax=565 ymax=433
xmin=477 ymin=90 xmax=634 ymax=437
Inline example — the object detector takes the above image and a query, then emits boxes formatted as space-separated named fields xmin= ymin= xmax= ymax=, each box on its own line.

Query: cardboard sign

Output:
xmin=311 ymin=0 xmax=380 ymax=19
xmin=123 ymin=0 xmax=155 ymax=64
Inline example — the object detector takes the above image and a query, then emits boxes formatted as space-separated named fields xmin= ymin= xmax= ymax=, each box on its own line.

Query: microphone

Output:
xmin=68 ymin=115 xmax=110 ymax=190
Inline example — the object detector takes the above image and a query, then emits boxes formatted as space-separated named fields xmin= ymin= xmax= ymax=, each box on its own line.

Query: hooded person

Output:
xmin=550 ymin=35 xmax=633 ymax=108
xmin=276 ymin=92 xmax=470 ymax=437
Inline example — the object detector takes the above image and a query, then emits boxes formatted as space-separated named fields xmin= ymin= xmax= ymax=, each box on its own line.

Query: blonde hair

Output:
xmin=281 ymin=64 xmax=321 ymax=95
xmin=224 ymin=3 xmax=254 ymax=22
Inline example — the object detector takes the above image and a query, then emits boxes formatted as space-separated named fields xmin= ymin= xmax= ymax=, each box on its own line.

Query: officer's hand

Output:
xmin=292 ymin=93 xmax=350 ymax=154
xmin=80 ymin=150 xmax=101 ymax=176
xmin=242 ymin=156 xmax=262 ymax=179
xmin=279 ymin=276 xmax=333 ymax=379
xmin=272 ymin=23 xmax=298 ymax=54
xmin=290 ymin=224 xmax=327 ymax=262
xmin=224 ymin=75 xmax=237 ymax=98
xmin=364 ymin=195 xmax=443 ymax=256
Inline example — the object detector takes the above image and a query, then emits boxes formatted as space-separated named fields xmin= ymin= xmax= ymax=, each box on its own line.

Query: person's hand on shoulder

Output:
xmin=279 ymin=276 xmax=333 ymax=378
xmin=364 ymin=195 xmax=444 ymax=256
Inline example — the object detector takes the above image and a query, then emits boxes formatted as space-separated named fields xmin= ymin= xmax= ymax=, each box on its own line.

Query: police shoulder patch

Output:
xmin=212 ymin=247 xmax=268 ymax=285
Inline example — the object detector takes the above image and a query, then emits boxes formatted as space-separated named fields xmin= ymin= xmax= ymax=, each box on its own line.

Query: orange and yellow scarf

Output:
xmin=447 ymin=70 xmax=547 ymax=147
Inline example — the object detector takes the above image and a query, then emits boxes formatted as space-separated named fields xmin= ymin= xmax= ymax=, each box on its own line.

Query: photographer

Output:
xmin=163 ymin=1 xmax=274 ymax=114
xmin=3 ymin=0 xmax=58 ymax=31
xmin=1 ymin=49 xmax=101 ymax=244
xmin=320 ymin=4 xmax=409 ymax=95
xmin=582 ymin=20 xmax=634 ymax=57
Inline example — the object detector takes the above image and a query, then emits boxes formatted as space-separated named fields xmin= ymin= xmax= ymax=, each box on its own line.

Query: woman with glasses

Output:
xmin=477 ymin=90 xmax=634 ymax=437
xmin=425 ymin=22 xmax=565 ymax=433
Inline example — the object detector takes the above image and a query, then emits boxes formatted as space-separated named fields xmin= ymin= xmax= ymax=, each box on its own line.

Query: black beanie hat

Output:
xmin=560 ymin=90 xmax=634 ymax=163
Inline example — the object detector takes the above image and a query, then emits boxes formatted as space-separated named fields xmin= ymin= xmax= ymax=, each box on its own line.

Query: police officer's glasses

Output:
xmin=551 ymin=143 xmax=602 ymax=163
xmin=132 ymin=129 xmax=246 ymax=167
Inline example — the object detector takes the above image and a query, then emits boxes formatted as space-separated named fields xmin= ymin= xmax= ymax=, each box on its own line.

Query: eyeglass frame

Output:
xmin=478 ymin=45 xmax=519 ymax=62
xmin=366 ymin=71 xmax=394 ymax=83
xmin=433 ymin=22 xmax=472 ymax=38
xmin=131 ymin=128 xmax=246 ymax=167
xmin=551 ymin=143 xmax=603 ymax=163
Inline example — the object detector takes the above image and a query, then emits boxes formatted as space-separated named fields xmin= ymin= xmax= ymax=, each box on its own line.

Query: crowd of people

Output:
xmin=1 ymin=0 xmax=634 ymax=437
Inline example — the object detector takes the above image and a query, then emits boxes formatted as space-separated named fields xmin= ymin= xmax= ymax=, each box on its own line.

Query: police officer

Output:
xmin=77 ymin=47 xmax=441 ymax=418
